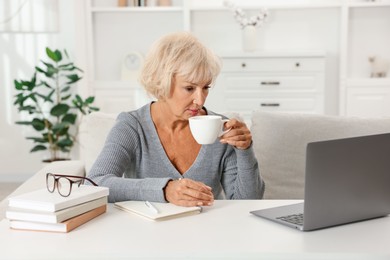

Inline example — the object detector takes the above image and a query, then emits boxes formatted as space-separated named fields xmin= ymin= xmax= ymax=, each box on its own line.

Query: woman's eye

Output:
xmin=185 ymin=87 xmax=194 ymax=92
xmin=204 ymin=86 xmax=211 ymax=91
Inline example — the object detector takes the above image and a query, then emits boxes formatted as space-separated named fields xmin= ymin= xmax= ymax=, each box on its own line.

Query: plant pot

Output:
xmin=42 ymin=158 xmax=71 ymax=163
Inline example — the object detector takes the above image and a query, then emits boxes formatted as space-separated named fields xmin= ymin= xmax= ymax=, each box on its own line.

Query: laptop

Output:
xmin=250 ymin=133 xmax=390 ymax=231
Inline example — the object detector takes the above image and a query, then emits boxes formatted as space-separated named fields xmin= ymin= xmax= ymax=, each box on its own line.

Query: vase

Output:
xmin=242 ymin=25 xmax=257 ymax=52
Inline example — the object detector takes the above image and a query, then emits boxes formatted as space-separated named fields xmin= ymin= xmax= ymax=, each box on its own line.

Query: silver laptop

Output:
xmin=250 ymin=133 xmax=390 ymax=231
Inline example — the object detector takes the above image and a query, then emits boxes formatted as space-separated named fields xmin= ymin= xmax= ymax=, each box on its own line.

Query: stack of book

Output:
xmin=6 ymin=185 xmax=109 ymax=233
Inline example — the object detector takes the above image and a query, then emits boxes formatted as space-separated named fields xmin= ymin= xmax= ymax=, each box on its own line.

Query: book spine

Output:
xmin=9 ymin=205 xmax=107 ymax=233
xmin=65 ymin=205 xmax=107 ymax=232
xmin=6 ymin=196 xmax=108 ymax=223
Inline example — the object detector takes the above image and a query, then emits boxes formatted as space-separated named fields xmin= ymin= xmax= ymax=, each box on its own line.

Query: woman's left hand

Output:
xmin=219 ymin=118 xmax=252 ymax=150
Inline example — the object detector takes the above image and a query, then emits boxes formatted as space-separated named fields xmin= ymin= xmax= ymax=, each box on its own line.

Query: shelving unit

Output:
xmin=339 ymin=1 xmax=390 ymax=116
xmin=76 ymin=0 xmax=390 ymax=117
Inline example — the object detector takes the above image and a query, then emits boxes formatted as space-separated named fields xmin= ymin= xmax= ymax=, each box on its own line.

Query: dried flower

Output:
xmin=224 ymin=0 xmax=269 ymax=29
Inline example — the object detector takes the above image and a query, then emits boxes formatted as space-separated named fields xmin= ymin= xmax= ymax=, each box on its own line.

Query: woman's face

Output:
xmin=164 ymin=75 xmax=211 ymax=120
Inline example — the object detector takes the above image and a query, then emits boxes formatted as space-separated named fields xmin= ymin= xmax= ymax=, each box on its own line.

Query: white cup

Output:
xmin=189 ymin=115 xmax=230 ymax=145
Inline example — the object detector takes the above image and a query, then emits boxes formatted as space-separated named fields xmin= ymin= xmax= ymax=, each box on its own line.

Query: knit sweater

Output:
xmin=87 ymin=103 xmax=265 ymax=203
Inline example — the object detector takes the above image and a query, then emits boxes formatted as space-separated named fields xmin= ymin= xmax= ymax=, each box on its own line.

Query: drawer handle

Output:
xmin=261 ymin=81 xmax=280 ymax=86
xmin=260 ymin=103 xmax=280 ymax=107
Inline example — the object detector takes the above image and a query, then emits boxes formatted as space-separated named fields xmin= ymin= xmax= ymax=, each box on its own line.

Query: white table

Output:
xmin=1 ymin=200 xmax=390 ymax=259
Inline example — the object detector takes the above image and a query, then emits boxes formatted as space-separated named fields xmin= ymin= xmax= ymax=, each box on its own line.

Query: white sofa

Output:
xmin=1 ymin=111 xmax=390 ymax=220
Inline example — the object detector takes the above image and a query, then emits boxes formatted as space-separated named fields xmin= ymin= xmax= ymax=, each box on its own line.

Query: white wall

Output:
xmin=0 ymin=0 xmax=78 ymax=181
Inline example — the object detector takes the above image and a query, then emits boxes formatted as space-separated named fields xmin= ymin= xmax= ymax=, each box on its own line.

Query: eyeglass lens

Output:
xmin=57 ymin=177 xmax=72 ymax=197
xmin=46 ymin=174 xmax=56 ymax=192
xmin=46 ymin=174 xmax=72 ymax=197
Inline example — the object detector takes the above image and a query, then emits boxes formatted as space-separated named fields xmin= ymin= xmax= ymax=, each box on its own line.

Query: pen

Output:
xmin=145 ymin=201 xmax=159 ymax=214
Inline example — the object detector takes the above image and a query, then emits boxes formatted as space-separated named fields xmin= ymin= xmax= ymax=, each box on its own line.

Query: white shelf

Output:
xmin=347 ymin=0 xmax=390 ymax=8
xmin=217 ymin=50 xmax=326 ymax=58
xmin=190 ymin=4 xmax=340 ymax=11
xmin=347 ymin=78 xmax=390 ymax=87
xmin=91 ymin=7 xmax=183 ymax=13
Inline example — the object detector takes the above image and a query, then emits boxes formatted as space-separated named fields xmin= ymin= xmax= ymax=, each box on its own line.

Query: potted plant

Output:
xmin=13 ymin=47 xmax=99 ymax=162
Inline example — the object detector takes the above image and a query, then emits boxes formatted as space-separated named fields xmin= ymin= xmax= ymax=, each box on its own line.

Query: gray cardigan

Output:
xmin=87 ymin=103 xmax=264 ymax=202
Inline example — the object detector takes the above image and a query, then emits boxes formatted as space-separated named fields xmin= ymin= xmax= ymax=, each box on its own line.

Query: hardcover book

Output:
xmin=9 ymin=205 xmax=107 ymax=233
xmin=6 ymin=196 xmax=107 ymax=223
xmin=8 ymin=185 xmax=109 ymax=212
xmin=114 ymin=201 xmax=202 ymax=221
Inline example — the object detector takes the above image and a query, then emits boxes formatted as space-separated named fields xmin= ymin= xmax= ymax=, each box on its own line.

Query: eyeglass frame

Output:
xmin=46 ymin=173 xmax=99 ymax=197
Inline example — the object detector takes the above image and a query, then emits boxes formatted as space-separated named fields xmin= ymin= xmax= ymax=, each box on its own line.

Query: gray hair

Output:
xmin=139 ymin=32 xmax=221 ymax=100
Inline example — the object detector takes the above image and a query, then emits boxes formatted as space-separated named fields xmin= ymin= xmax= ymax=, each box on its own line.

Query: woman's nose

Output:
xmin=193 ymin=90 xmax=206 ymax=106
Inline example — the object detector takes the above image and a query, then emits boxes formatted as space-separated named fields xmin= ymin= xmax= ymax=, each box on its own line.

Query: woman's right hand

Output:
xmin=164 ymin=178 xmax=214 ymax=207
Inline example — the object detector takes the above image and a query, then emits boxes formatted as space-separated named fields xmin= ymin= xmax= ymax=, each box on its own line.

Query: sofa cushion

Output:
xmin=251 ymin=111 xmax=390 ymax=199
xmin=79 ymin=112 xmax=117 ymax=174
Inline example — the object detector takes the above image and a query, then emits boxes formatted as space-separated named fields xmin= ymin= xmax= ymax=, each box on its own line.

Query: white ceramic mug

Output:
xmin=189 ymin=115 xmax=230 ymax=145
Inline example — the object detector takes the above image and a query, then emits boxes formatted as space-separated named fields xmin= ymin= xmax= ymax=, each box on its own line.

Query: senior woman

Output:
xmin=87 ymin=32 xmax=265 ymax=207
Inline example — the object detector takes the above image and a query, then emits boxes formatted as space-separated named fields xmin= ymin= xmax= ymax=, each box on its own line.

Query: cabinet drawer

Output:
xmin=225 ymin=75 xmax=317 ymax=91
xmin=222 ymin=58 xmax=325 ymax=72
xmin=225 ymin=97 xmax=318 ymax=112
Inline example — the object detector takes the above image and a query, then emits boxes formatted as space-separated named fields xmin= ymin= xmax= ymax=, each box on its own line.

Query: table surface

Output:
xmin=1 ymin=200 xmax=390 ymax=259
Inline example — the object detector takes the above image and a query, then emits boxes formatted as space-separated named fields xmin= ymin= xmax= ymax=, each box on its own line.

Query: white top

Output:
xmin=1 ymin=200 xmax=390 ymax=259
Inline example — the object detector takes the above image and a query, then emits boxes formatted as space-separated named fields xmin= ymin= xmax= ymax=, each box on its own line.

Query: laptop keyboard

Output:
xmin=276 ymin=213 xmax=304 ymax=226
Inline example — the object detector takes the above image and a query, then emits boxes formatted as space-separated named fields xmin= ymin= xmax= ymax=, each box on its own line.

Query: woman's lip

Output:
xmin=189 ymin=109 xmax=199 ymax=116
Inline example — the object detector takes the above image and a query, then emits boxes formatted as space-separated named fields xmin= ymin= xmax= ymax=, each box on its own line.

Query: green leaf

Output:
xmin=57 ymin=138 xmax=73 ymax=148
xmin=15 ymin=121 xmax=32 ymax=125
xmin=47 ymin=89 xmax=55 ymax=102
xmin=26 ymin=73 xmax=37 ymax=91
xmin=36 ymin=92 xmax=54 ymax=103
xmin=31 ymin=118 xmax=45 ymax=131
xmin=61 ymin=94 xmax=72 ymax=101
xmin=66 ymin=74 xmax=82 ymax=84
xmin=75 ymin=66 xmax=83 ymax=73
xmin=88 ymin=106 xmax=100 ymax=112
xmin=46 ymin=47 xmax=61 ymax=62
xmin=28 ymin=93 xmax=37 ymax=103
xmin=13 ymin=94 xmax=28 ymax=106
xmin=18 ymin=105 xmax=36 ymax=113
xmin=35 ymin=66 xmax=45 ymax=74
xmin=85 ymin=96 xmax=95 ymax=104
xmin=54 ymin=50 xmax=62 ymax=62
xmin=61 ymin=86 xmax=71 ymax=93
xmin=14 ymin=80 xmax=23 ymax=90
xmin=30 ymin=145 xmax=47 ymax=152
xmin=75 ymin=94 xmax=83 ymax=104
xmin=58 ymin=63 xmax=75 ymax=71
xmin=62 ymin=113 xmax=77 ymax=124
xmin=41 ymin=81 xmax=53 ymax=89
xmin=50 ymin=104 xmax=69 ymax=117
xmin=52 ymin=122 xmax=70 ymax=135
xmin=64 ymin=49 xmax=69 ymax=59
xmin=41 ymin=61 xmax=58 ymax=77
xmin=26 ymin=137 xmax=47 ymax=143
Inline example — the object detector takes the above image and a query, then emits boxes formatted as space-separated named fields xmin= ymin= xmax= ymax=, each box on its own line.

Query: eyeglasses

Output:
xmin=46 ymin=173 xmax=98 ymax=197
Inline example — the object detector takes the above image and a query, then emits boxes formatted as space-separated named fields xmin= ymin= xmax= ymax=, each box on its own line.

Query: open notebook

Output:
xmin=114 ymin=201 xmax=202 ymax=221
